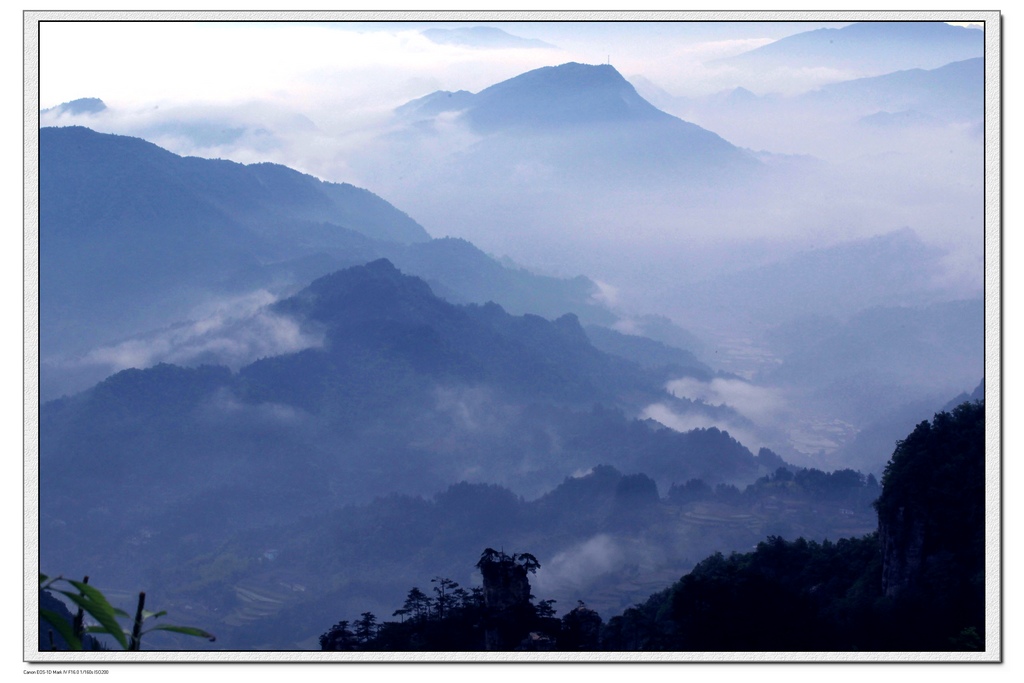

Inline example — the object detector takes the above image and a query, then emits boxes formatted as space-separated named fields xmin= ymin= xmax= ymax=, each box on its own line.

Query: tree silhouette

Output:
xmin=402 ymin=587 xmax=429 ymax=622
xmin=355 ymin=612 xmax=378 ymax=644
xmin=536 ymin=599 xmax=558 ymax=619
xmin=319 ymin=620 xmax=356 ymax=650
xmin=517 ymin=552 xmax=541 ymax=574
xmin=476 ymin=547 xmax=505 ymax=569
xmin=321 ymin=547 xmax=557 ymax=651
xmin=431 ymin=577 xmax=458 ymax=621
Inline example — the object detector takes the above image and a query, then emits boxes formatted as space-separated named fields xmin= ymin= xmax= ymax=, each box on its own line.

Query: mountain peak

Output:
xmin=502 ymin=61 xmax=624 ymax=83
xmin=479 ymin=62 xmax=633 ymax=97
xmin=421 ymin=26 xmax=555 ymax=50
xmin=274 ymin=259 xmax=450 ymax=330
xmin=42 ymin=97 xmax=107 ymax=116
xmin=395 ymin=89 xmax=475 ymax=120
xmin=466 ymin=62 xmax=671 ymax=130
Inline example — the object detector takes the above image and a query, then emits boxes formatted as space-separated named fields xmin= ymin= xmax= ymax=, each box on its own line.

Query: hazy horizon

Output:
xmin=29 ymin=14 xmax=997 ymax=659
xmin=40 ymin=20 xmax=986 ymax=291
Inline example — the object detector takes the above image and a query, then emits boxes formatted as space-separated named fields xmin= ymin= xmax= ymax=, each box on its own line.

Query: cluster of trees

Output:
xmin=320 ymin=549 xmax=602 ymax=651
xmin=602 ymin=534 xmax=884 ymax=650
xmin=319 ymin=558 xmax=519 ymax=651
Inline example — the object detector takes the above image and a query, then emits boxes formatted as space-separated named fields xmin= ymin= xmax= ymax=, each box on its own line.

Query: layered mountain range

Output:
xmin=40 ymin=126 xmax=622 ymax=399
xmin=40 ymin=258 xmax=780 ymax=647
xmin=35 ymin=22 xmax=987 ymax=651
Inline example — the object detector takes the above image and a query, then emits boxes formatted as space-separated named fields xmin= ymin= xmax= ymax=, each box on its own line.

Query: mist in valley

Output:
xmin=34 ymin=18 xmax=989 ymax=652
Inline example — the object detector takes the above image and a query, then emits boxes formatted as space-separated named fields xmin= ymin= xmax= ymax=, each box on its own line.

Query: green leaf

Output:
xmin=142 ymin=624 xmax=216 ymax=642
xmin=55 ymin=590 xmax=129 ymax=650
xmin=42 ymin=572 xmax=214 ymax=651
xmin=40 ymin=608 xmax=83 ymax=650
xmin=65 ymin=579 xmax=117 ymax=609
xmin=83 ymin=624 xmax=128 ymax=636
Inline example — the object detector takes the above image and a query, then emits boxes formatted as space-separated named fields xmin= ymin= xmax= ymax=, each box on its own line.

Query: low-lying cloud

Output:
xmin=71 ymin=290 xmax=323 ymax=375
xmin=202 ymin=387 xmax=309 ymax=429
xmin=534 ymin=534 xmax=625 ymax=595
xmin=638 ymin=376 xmax=792 ymax=454
xmin=642 ymin=402 xmax=763 ymax=454
xmin=665 ymin=376 xmax=785 ymax=423
xmin=531 ymin=533 xmax=677 ymax=615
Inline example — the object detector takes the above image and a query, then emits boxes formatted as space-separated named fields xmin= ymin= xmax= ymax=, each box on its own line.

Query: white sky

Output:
xmin=36 ymin=19 xmax=878 ymax=197
xmin=38 ymin=20 xmax=858 ymax=113
xmin=34 ymin=16 xmax=990 ymax=203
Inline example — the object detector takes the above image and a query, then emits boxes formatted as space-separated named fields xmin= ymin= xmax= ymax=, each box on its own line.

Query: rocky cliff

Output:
xmin=873 ymin=400 xmax=985 ymax=642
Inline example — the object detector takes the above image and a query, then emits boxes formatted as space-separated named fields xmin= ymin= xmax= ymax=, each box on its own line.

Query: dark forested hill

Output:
xmin=40 ymin=260 xmax=781 ymax=649
xmin=41 ymin=260 xmax=754 ymax=507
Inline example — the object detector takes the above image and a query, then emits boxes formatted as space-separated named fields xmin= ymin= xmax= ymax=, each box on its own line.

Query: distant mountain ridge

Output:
xmin=42 ymin=125 xmax=430 ymax=246
xmin=717 ymin=21 xmax=984 ymax=76
xmin=362 ymin=61 xmax=768 ymax=270
xmin=805 ymin=57 xmax=983 ymax=123
xmin=641 ymin=56 xmax=983 ymax=130
xmin=463 ymin=62 xmax=674 ymax=131
xmin=399 ymin=63 xmax=670 ymax=129
xmin=421 ymin=26 xmax=555 ymax=50
xmin=390 ymin=62 xmax=756 ymax=176
xmin=680 ymin=228 xmax=957 ymax=327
